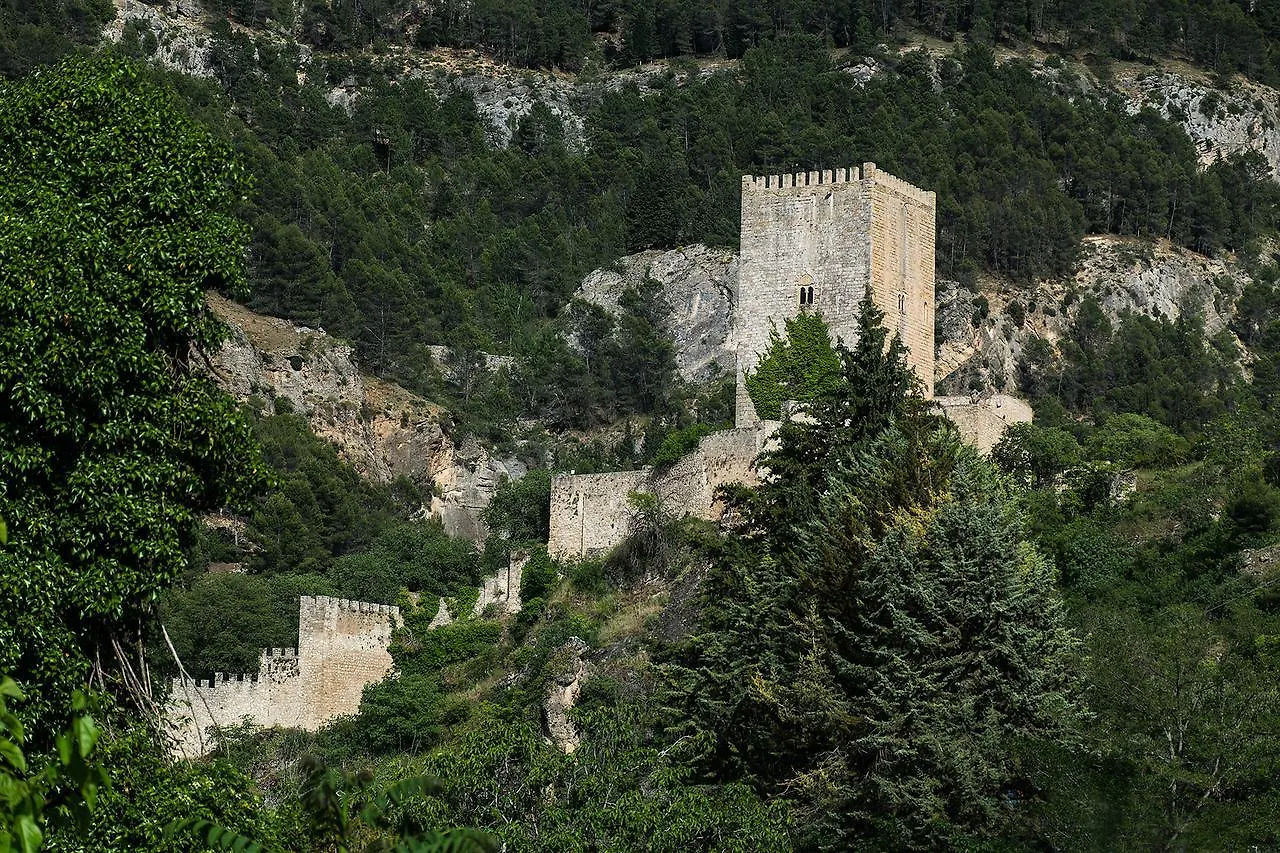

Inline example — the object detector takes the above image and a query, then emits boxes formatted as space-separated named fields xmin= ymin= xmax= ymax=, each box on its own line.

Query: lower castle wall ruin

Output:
xmin=937 ymin=393 xmax=1034 ymax=454
xmin=166 ymin=595 xmax=400 ymax=758
xmin=548 ymin=424 xmax=779 ymax=559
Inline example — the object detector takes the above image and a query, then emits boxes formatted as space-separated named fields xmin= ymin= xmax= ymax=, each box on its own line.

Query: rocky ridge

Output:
xmin=205 ymin=293 xmax=524 ymax=540
xmin=103 ymin=2 xmax=1280 ymax=180
xmin=573 ymin=244 xmax=738 ymax=383
xmin=569 ymin=236 xmax=1251 ymax=397
xmin=935 ymin=235 xmax=1249 ymax=393
xmin=1113 ymin=63 xmax=1280 ymax=179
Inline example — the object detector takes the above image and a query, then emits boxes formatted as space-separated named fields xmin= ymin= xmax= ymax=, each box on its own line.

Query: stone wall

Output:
xmin=166 ymin=596 xmax=399 ymax=758
xmin=936 ymin=394 xmax=1034 ymax=454
xmin=548 ymin=424 xmax=778 ymax=558
xmin=734 ymin=164 xmax=935 ymax=426
xmin=868 ymin=166 xmax=937 ymax=397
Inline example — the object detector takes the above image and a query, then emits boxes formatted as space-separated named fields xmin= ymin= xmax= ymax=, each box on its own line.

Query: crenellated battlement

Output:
xmin=300 ymin=594 xmax=400 ymax=618
xmin=742 ymin=165 xmax=866 ymax=189
xmin=865 ymin=164 xmax=936 ymax=206
xmin=740 ymin=163 xmax=935 ymax=207
xmin=166 ymin=594 xmax=400 ymax=758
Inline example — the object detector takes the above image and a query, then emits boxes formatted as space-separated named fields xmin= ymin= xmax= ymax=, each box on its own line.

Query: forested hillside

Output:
xmin=2 ymin=0 xmax=1280 ymax=850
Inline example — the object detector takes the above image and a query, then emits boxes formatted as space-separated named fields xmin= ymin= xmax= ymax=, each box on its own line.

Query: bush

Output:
xmin=519 ymin=546 xmax=558 ymax=603
xmin=1087 ymin=413 xmax=1190 ymax=468
xmin=397 ymin=621 xmax=503 ymax=678
xmin=652 ymin=423 xmax=718 ymax=466
xmin=358 ymin=674 xmax=445 ymax=753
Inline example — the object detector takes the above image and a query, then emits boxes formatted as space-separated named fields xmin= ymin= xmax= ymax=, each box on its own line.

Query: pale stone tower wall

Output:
xmin=548 ymin=164 xmax=945 ymax=559
xmin=868 ymin=167 xmax=936 ymax=398
xmin=166 ymin=595 xmax=399 ymax=758
xmin=735 ymin=163 xmax=935 ymax=426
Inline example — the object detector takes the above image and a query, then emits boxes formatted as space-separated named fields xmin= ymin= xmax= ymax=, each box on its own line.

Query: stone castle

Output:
xmin=167 ymin=595 xmax=400 ymax=758
xmin=549 ymin=164 xmax=1029 ymax=558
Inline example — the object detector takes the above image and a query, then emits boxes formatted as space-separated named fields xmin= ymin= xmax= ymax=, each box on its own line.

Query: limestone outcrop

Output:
xmin=204 ymin=293 xmax=522 ymax=540
xmin=1114 ymin=66 xmax=1280 ymax=179
xmin=935 ymin=236 xmax=1248 ymax=394
xmin=543 ymin=637 xmax=589 ymax=754
xmin=103 ymin=0 xmax=224 ymax=79
xmin=573 ymin=244 xmax=739 ymax=383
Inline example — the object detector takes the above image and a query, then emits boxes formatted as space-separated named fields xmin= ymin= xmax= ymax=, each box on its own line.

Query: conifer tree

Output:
xmin=663 ymin=298 xmax=1082 ymax=849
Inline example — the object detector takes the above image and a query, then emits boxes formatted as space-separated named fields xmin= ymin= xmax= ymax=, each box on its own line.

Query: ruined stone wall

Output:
xmin=548 ymin=469 xmax=651 ymax=558
xmin=166 ymin=596 xmax=399 ymax=758
xmin=548 ymin=424 xmax=778 ymax=559
xmin=936 ymin=394 xmax=1033 ymax=454
xmin=734 ymin=164 xmax=936 ymax=425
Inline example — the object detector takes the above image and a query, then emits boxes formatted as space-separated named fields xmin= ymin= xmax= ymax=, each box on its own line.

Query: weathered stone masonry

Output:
xmin=166 ymin=595 xmax=399 ymax=758
xmin=549 ymin=165 xmax=1026 ymax=559
xmin=548 ymin=425 xmax=778 ymax=558
xmin=735 ymin=163 xmax=936 ymax=426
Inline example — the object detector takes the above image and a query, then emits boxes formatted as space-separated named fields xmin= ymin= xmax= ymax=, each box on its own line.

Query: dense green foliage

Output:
xmin=744 ymin=311 xmax=844 ymax=420
xmin=0 ymin=0 xmax=112 ymax=79
xmin=192 ymin=0 xmax=1280 ymax=83
xmin=107 ymin=27 xmax=1277 ymax=437
xmin=0 ymin=55 xmax=266 ymax=741
xmin=0 ymin=679 xmax=107 ymax=853
xmin=665 ymin=300 xmax=1081 ymax=848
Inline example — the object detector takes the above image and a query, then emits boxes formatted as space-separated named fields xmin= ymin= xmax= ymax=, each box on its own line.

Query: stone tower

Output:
xmin=735 ymin=163 xmax=936 ymax=426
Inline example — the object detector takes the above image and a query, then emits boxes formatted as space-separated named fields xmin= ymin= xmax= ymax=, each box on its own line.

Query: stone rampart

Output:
xmin=548 ymin=423 xmax=778 ymax=558
xmin=166 ymin=595 xmax=400 ymax=758
xmin=936 ymin=394 xmax=1034 ymax=454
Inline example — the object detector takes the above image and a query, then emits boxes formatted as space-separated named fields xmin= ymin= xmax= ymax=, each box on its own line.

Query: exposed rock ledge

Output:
xmin=573 ymin=244 xmax=738 ymax=383
xmin=543 ymin=637 xmax=589 ymax=754
xmin=205 ymin=293 xmax=524 ymax=540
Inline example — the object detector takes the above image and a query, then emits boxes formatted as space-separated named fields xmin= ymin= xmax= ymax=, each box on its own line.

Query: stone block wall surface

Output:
xmin=868 ymin=166 xmax=936 ymax=397
xmin=548 ymin=424 xmax=779 ymax=558
xmin=936 ymin=394 xmax=1033 ymax=454
xmin=548 ymin=470 xmax=650 ymax=558
xmin=736 ymin=167 xmax=873 ymax=426
xmin=167 ymin=595 xmax=400 ymax=758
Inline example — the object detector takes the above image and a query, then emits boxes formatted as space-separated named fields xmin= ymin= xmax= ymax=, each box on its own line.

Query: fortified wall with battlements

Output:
xmin=166 ymin=595 xmax=400 ymax=758
xmin=549 ymin=165 xmax=1028 ymax=559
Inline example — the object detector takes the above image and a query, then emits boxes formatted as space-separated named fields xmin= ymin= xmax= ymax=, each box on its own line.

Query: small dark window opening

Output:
xmin=799 ymin=285 xmax=814 ymax=306
xmin=898 ymin=293 xmax=905 ymax=313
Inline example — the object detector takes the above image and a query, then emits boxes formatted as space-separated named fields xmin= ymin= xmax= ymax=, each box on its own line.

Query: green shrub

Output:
xmin=398 ymin=621 xmax=503 ymax=678
xmin=519 ymin=546 xmax=558 ymax=603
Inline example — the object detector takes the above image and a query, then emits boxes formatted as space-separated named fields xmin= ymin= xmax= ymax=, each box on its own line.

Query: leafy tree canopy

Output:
xmin=744 ymin=311 xmax=844 ymax=421
xmin=0 ymin=54 xmax=265 ymax=739
xmin=665 ymin=299 xmax=1082 ymax=847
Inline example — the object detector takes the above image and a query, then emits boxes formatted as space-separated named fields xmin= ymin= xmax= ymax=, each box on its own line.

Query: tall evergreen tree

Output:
xmin=663 ymin=299 xmax=1082 ymax=849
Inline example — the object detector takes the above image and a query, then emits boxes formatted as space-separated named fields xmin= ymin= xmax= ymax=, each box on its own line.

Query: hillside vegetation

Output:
xmin=2 ymin=1 xmax=1280 ymax=851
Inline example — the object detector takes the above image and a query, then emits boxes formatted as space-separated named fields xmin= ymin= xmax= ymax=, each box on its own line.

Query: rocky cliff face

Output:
xmin=205 ymin=293 xmax=521 ymax=540
xmin=573 ymin=244 xmax=738 ymax=383
xmin=1113 ymin=64 xmax=1280 ymax=179
xmin=568 ymin=234 xmax=1248 ymax=399
xmin=935 ymin=235 xmax=1248 ymax=393
xmin=103 ymin=0 xmax=220 ymax=78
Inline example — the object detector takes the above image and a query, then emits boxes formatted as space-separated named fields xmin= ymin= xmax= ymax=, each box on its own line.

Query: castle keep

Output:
xmin=735 ymin=164 xmax=936 ymax=425
xmin=166 ymin=595 xmax=399 ymax=758
xmin=550 ymin=164 xmax=964 ymax=559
